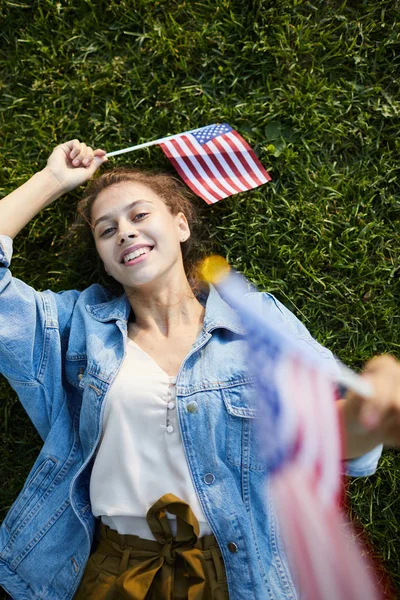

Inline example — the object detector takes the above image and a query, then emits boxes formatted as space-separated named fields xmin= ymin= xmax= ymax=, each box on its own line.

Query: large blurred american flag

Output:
xmin=208 ymin=263 xmax=382 ymax=600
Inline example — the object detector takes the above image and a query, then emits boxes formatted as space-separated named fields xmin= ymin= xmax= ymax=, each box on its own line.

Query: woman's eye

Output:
xmin=101 ymin=227 xmax=115 ymax=237
xmin=100 ymin=213 xmax=148 ymax=236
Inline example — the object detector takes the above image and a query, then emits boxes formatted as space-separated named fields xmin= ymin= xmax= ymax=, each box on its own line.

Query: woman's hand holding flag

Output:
xmin=341 ymin=355 xmax=400 ymax=455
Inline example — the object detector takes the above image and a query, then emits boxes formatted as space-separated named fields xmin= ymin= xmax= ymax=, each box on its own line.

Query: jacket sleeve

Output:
xmin=260 ymin=292 xmax=383 ymax=477
xmin=0 ymin=234 xmax=80 ymax=436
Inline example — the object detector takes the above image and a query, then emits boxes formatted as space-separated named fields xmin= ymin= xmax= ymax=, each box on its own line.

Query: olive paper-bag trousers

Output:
xmin=74 ymin=494 xmax=229 ymax=599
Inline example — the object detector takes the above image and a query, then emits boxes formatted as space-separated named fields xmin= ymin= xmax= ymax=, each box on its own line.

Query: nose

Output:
xmin=117 ymin=224 xmax=138 ymax=246
xmin=118 ymin=231 xmax=136 ymax=245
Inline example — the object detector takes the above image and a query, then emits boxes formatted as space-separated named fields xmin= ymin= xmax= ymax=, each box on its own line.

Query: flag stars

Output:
xmin=193 ymin=123 xmax=232 ymax=144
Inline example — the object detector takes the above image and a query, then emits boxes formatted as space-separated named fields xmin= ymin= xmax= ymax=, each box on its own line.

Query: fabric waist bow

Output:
xmin=104 ymin=494 xmax=207 ymax=600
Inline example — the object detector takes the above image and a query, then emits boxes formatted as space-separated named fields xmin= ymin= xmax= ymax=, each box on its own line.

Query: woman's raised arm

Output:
xmin=0 ymin=140 xmax=107 ymax=239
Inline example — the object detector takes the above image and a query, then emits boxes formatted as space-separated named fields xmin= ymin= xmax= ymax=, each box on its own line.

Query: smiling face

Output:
xmin=91 ymin=181 xmax=190 ymax=292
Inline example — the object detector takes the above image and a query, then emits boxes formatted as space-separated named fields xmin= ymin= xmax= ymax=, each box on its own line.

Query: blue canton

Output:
xmin=239 ymin=305 xmax=289 ymax=473
xmin=191 ymin=123 xmax=232 ymax=145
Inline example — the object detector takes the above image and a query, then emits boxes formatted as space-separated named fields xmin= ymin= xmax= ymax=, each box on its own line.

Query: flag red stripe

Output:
xmin=168 ymin=138 xmax=226 ymax=201
xmin=230 ymin=130 xmax=272 ymax=182
xmin=275 ymin=474 xmax=323 ymax=600
xmin=210 ymin=136 xmax=257 ymax=189
xmin=159 ymin=145 xmax=214 ymax=204
xmin=181 ymin=135 xmax=243 ymax=196
xmin=224 ymin=133 xmax=265 ymax=187
xmin=200 ymin=143 xmax=250 ymax=192
xmin=289 ymin=359 xmax=341 ymax=506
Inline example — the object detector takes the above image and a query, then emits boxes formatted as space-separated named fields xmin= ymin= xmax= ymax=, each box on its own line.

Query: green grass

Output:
xmin=1 ymin=0 xmax=400 ymax=597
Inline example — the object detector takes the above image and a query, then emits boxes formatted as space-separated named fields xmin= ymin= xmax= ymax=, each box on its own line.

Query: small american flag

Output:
xmin=211 ymin=265 xmax=382 ymax=600
xmin=158 ymin=123 xmax=271 ymax=204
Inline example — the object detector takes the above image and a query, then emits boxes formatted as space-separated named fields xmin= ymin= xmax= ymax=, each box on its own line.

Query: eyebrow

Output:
xmin=93 ymin=200 xmax=153 ymax=229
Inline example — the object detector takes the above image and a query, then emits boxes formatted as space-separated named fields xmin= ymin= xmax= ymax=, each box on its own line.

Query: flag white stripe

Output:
xmin=314 ymin=372 xmax=342 ymax=505
xmin=215 ymin=136 xmax=260 ymax=188
xmin=272 ymin=471 xmax=344 ymax=600
xmin=227 ymin=131 xmax=269 ymax=183
xmin=183 ymin=135 xmax=242 ymax=196
xmin=204 ymin=140 xmax=250 ymax=192
xmin=295 ymin=364 xmax=320 ymax=470
xmin=284 ymin=362 xmax=341 ymax=506
xmin=162 ymin=141 xmax=220 ymax=203
xmin=172 ymin=136 xmax=229 ymax=198
xmin=275 ymin=358 xmax=298 ymax=449
xmin=287 ymin=471 xmax=345 ymax=600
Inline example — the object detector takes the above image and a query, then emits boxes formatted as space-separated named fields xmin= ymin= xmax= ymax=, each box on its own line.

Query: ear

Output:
xmin=176 ymin=212 xmax=190 ymax=243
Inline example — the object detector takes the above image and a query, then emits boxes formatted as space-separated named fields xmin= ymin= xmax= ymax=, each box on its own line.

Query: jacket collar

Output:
xmin=199 ymin=283 xmax=245 ymax=334
xmin=86 ymin=283 xmax=245 ymax=335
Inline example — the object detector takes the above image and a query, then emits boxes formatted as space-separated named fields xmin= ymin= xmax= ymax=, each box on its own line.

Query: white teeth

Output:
xmin=123 ymin=247 xmax=151 ymax=263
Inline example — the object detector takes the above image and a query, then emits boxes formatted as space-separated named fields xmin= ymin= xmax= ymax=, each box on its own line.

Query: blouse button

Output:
xmin=167 ymin=401 xmax=175 ymax=410
xmin=166 ymin=425 xmax=174 ymax=434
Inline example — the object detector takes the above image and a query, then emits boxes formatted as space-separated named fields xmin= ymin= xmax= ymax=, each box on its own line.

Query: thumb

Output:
xmin=87 ymin=154 xmax=108 ymax=176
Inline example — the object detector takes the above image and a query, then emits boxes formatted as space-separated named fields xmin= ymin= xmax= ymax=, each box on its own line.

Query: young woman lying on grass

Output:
xmin=0 ymin=140 xmax=399 ymax=600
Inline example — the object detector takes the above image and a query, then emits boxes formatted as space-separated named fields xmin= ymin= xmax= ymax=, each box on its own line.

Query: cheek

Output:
xmin=95 ymin=241 xmax=111 ymax=267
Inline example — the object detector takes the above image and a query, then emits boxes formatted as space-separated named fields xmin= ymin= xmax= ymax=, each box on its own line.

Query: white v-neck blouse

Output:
xmin=89 ymin=337 xmax=212 ymax=540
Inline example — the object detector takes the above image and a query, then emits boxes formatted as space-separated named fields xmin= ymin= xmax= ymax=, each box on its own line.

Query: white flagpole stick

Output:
xmin=336 ymin=362 xmax=373 ymax=399
xmin=105 ymin=126 xmax=206 ymax=157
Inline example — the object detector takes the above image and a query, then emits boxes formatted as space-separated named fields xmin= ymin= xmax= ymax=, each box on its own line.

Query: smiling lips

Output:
xmin=122 ymin=246 xmax=153 ymax=265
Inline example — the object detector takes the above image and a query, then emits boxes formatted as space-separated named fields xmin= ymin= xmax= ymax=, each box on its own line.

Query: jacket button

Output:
xmin=204 ymin=473 xmax=215 ymax=484
xmin=227 ymin=542 xmax=238 ymax=553
xmin=186 ymin=401 xmax=198 ymax=413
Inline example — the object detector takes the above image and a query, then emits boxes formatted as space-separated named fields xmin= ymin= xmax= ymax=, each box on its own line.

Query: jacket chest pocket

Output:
xmin=221 ymin=382 xmax=267 ymax=472
xmin=65 ymin=357 xmax=87 ymax=392
xmin=66 ymin=357 xmax=106 ymax=399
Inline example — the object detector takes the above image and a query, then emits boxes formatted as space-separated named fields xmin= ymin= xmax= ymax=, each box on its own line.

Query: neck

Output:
xmin=125 ymin=275 xmax=205 ymax=337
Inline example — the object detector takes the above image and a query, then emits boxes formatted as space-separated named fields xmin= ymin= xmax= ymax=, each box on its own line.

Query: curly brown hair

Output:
xmin=64 ymin=167 xmax=202 ymax=296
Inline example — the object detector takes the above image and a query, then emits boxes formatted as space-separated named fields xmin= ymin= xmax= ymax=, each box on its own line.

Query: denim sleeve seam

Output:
xmin=260 ymin=292 xmax=286 ymax=317
xmin=261 ymin=293 xmax=309 ymax=333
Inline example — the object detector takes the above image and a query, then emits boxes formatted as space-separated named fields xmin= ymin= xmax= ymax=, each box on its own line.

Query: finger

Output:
xmin=68 ymin=139 xmax=82 ymax=160
xmin=370 ymin=406 xmax=400 ymax=445
xmin=359 ymin=358 xmax=400 ymax=429
xmin=72 ymin=143 xmax=88 ymax=166
xmin=359 ymin=376 xmax=392 ymax=429
xmin=363 ymin=354 xmax=398 ymax=375
xmin=85 ymin=154 xmax=108 ymax=176
xmin=82 ymin=147 xmax=95 ymax=166
xmin=94 ymin=148 xmax=107 ymax=157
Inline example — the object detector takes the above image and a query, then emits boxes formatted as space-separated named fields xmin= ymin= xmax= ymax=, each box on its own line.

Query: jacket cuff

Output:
xmin=343 ymin=443 xmax=383 ymax=477
xmin=0 ymin=235 xmax=13 ymax=268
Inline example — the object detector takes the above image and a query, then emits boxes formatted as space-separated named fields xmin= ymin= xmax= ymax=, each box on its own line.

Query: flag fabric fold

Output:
xmin=159 ymin=123 xmax=271 ymax=204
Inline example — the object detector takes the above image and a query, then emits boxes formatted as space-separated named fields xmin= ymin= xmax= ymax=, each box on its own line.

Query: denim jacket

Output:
xmin=0 ymin=234 xmax=382 ymax=600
